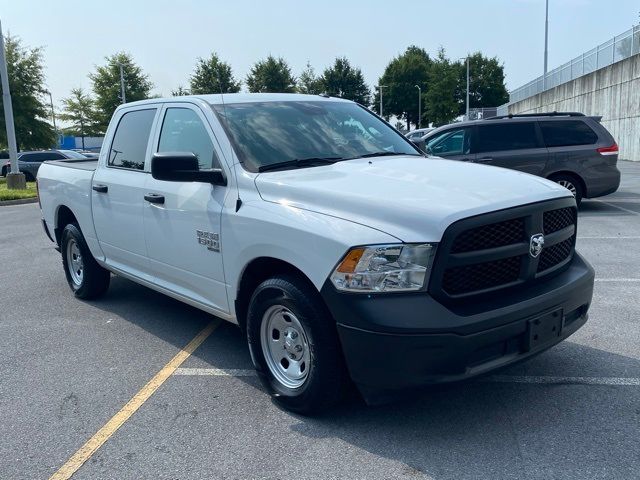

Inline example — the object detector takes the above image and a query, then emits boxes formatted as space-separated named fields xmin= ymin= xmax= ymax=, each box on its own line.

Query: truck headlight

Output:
xmin=330 ymin=244 xmax=436 ymax=293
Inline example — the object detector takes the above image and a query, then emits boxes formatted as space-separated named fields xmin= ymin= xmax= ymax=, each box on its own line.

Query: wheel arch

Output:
xmin=54 ymin=205 xmax=79 ymax=245
xmin=234 ymin=256 xmax=320 ymax=333
xmin=547 ymin=170 xmax=587 ymax=196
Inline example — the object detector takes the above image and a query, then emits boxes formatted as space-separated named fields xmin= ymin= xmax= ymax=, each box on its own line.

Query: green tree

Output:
xmin=171 ymin=86 xmax=191 ymax=96
xmin=58 ymin=88 xmax=101 ymax=149
xmin=374 ymin=46 xmax=431 ymax=129
xmin=319 ymin=57 xmax=370 ymax=105
xmin=425 ymin=48 xmax=459 ymax=127
xmin=0 ymin=35 xmax=55 ymax=150
xmin=89 ymin=52 xmax=153 ymax=132
xmin=456 ymin=52 xmax=509 ymax=115
xmin=189 ymin=53 xmax=241 ymax=94
xmin=246 ymin=56 xmax=296 ymax=93
xmin=296 ymin=62 xmax=322 ymax=95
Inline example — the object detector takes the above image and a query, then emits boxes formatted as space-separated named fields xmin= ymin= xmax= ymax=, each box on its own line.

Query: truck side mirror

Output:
xmin=151 ymin=152 xmax=227 ymax=186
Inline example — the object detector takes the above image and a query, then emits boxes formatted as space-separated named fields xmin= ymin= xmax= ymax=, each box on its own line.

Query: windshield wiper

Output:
xmin=349 ymin=151 xmax=421 ymax=159
xmin=257 ymin=157 xmax=344 ymax=172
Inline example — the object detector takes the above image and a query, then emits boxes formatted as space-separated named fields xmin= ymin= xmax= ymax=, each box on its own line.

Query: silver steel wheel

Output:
xmin=260 ymin=305 xmax=311 ymax=389
xmin=66 ymin=239 xmax=84 ymax=287
xmin=557 ymin=179 xmax=577 ymax=197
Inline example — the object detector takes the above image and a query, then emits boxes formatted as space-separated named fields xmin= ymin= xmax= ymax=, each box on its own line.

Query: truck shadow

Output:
xmin=92 ymin=276 xmax=639 ymax=479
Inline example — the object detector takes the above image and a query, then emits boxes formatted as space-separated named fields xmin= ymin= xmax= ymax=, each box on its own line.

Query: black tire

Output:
xmin=550 ymin=173 xmax=584 ymax=206
xmin=246 ymin=274 xmax=347 ymax=414
xmin=61 ymin=223 xmax=110 ymax=299
xmin=23 ymin=171 xmax=35 ymax=182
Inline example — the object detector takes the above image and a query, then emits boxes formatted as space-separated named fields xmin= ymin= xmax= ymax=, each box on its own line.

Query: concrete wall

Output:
xmin=509 ymin=53 xmax=640 ymax=161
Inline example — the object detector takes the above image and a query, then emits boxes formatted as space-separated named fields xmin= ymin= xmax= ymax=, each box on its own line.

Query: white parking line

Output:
xmin=595 ymin=278 xmax=640 ymax=282
xmin=578 ymin=236 xmax=640 ymax=239
xmin=592 ymin=199 xmax=640 ymax=215
xmin=173 ymin=368 xmax=640 ymax=386
xmin=483 ymin=375 xmax=640 ymax=386
xmin=174 ymin=367 xmax=257 ymax=376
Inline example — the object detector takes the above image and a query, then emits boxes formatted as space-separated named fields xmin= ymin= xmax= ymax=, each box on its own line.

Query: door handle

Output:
xmin=144 ymin=193 xmax=165 ymax=204
xmin=92 ymin=184 xmax=108 ymax=193
xmin=477 ymin=157 xmax=493 ymax=163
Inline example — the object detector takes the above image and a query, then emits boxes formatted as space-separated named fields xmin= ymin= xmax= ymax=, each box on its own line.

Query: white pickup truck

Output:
xmin=37 ymin=93 xmax=594 ymax=413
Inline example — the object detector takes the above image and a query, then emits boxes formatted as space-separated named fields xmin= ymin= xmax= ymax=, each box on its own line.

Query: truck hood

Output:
xmin=254 ymin=156 xmax=572 ymax=242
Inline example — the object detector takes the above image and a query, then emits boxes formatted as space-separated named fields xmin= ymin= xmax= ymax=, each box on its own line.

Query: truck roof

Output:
xmin=118 ymin=93 xmax=353 ymax=108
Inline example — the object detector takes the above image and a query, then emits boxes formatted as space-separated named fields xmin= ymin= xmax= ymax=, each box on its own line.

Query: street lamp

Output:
xmin=376 ymin=85 xmax=387 ymax=118
xmin=414 ymin=85 xmax=421 ymax=129
xmin=543 ymin=0 xmax=549 ymax=90
xmin=460 ymin=56 xmax=470 ymax=120
xmin=45 ymin=90 xmax=57 ymax=134
xmin=118 ymin=62 xmax=126 ymax=104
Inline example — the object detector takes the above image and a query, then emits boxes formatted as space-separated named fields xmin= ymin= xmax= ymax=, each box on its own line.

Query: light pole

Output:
xmin=465 ymin=56 xmax=470 ymax=120
xmin=118 ymin=62 xmax=126 ymax=104
xmin=376 ymin=85 xmax=387 ymax=118
xmin=543 ymin=0 xmax=549 ymax=90
xmin=460 ymin=56 xmax=470 ymax=120
xmin=46 ymin=90 xmax=57 ymax=135
xmin=415 ymin=85 xmax=422 ymax=129
xmin=0 ymin=19 xmax=24 ymax=189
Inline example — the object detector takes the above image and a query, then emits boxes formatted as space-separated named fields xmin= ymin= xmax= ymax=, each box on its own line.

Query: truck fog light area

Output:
xmin=330 ymin=243 xmax=437 ymax=293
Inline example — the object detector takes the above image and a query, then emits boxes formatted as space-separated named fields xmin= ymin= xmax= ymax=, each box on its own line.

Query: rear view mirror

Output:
xmin=151 ymin=152 xmax=226 ymax=185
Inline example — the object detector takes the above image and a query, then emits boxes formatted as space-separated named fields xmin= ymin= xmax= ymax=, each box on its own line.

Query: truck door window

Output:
xmin=108 ymin=109 xmax=156 ymax=170
xmin=157 ymin=108 xmax=217 ymax=169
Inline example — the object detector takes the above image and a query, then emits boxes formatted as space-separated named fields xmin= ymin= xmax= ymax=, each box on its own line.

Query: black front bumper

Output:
xmin=321 ymin=253 xmax=594 ymax=399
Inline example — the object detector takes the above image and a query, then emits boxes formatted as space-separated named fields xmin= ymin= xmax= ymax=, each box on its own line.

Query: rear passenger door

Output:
xmin=474 ymin=121 xmax=548 ymax=175
xmin=92 ymin=107 xmax=159 ymax=279
xmin=539 ymin=119 xmax=599 ymax=173
xmin=425 ymin=127 xmax=475 ymax=162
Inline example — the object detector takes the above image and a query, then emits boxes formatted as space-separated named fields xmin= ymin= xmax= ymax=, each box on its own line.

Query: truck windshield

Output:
xmin=212 ymin=101 xmax=420 ymax=172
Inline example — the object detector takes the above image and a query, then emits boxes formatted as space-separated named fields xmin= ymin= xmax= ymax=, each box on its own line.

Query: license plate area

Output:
xmin=524 ymin=308 xmax=563 ymax=351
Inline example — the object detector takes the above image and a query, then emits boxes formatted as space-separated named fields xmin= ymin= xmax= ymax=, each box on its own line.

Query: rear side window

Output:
xmin=476 ymin=122 xmax=539 ymax=153
xmin=540 ymin=120 xmax=598 ymax=147
xmin=108 ymin=109 xmax=156 ymax=170
xmin=157 ymin=108 xmax=218 ymax=169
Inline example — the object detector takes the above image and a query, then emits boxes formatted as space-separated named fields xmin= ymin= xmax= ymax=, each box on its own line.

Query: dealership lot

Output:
xmin=1 ymin=161 xmax=639 ymax=480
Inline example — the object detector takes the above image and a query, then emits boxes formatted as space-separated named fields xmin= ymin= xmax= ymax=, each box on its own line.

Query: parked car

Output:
xmin=37 ymin=94 xmax=594 ymax=413
xmin=405 ymin=127 xmax=434 ymax=141
xmin=1 ymin=149 xmax=88 ymax=180
xmin=418 ymin=112 xmax=620 ymax=204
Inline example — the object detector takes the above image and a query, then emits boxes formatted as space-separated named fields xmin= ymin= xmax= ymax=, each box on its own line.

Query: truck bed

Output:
xmin=44 ymin=159 xmax=98 ymax=171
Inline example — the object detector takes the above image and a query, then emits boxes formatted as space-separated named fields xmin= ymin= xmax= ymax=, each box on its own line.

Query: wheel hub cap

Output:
xmin=260 ymin=305 xmax=311 ymax=389
xmin=66 ymin=239 xmax=84 ymax=286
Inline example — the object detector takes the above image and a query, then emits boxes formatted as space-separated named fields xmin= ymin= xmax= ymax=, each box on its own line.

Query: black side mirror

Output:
xmin=151 ymin=152 xmax=226 ymax=186
xmin=413 ymin=138 xmax=427 ymax=152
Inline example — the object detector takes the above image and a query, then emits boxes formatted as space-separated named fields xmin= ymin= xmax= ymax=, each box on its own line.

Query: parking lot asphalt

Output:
xmin=1 ymin=161 xmax=639 ymax=480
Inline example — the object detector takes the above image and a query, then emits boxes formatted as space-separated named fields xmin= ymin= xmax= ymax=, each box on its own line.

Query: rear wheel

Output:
xmin=61 ymin=223 xmax=110 ymax=299
xmin=551 ymin=174 xmax=584 ymax=205
xmin=246 ymin=275 xmax=347 ymax=414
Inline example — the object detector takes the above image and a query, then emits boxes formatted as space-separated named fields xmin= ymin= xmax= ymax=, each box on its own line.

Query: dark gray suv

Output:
xmin=420 ymin=112 xmax=621 ymax=204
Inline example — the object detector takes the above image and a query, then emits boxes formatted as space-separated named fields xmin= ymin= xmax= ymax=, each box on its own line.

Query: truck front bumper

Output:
xmin=320 ymin=253 xmax=594 ymax=403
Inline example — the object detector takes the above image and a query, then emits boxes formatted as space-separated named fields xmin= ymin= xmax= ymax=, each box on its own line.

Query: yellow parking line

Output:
xmin=49 ymin=319 xmax=220 ymax=480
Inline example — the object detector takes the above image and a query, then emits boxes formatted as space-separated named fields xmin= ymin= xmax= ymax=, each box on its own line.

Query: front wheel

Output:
xmin=61 ymin=223 xmax=110 ymax=299
xmin=246 ymin=275 xmax=347 ymax=414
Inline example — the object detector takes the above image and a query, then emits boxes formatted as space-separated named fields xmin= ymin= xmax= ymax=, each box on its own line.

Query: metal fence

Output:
xmin=467 ymin=107 xmax=498 ymax=120
xmin=509 ymin=24 xmax=640 ymax=104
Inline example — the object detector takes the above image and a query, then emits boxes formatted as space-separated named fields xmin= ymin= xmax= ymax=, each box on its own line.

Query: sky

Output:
xmin=1 ymin=0 xmax=638 ymax=110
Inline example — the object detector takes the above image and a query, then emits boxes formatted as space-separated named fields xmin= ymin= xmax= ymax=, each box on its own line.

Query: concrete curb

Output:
xmin=0 ymin=197 xmax=38 ymax=206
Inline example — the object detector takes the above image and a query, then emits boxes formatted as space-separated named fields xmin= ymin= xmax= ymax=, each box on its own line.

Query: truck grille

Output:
xmin=430 ymin=198 xmax=577 ymax=301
